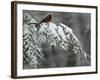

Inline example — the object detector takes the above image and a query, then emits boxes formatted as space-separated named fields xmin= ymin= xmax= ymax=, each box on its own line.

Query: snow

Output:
xmin=23 ymin=21 xmax=90 ymax=68
xmin=59 ymin=23 xmax=72 ymax=34
xmin=39 ymin=22 xmax=68 ymax=41
xmin=38 ymin=22 xmax=85 ymax=53
xmin=57 ymin=25 xmax=66 ymax=41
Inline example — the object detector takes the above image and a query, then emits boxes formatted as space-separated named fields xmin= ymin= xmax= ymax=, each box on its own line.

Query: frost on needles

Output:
xmin=23 ymin=22 xmax=90 ymax=69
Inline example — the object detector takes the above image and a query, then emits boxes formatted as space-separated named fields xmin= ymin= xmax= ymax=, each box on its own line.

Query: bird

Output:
xmin=35 ymin=14 xmax=52 ymax=28
xmin=41 ymin=14 xmax=52 ymax=23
